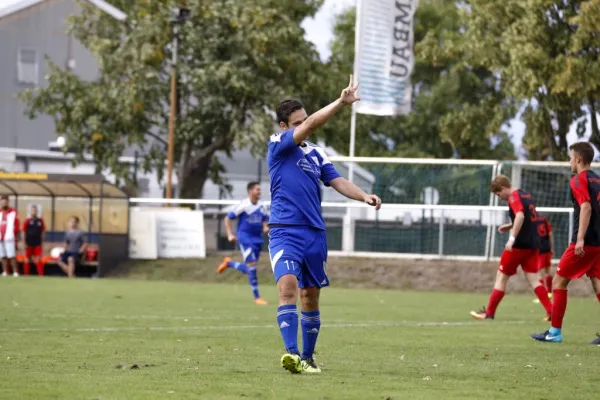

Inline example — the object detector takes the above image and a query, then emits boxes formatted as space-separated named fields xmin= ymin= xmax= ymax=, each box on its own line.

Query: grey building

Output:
xmin=0 ymin=0 xmax=374 ymax=201
xmin=0 ymin=0 xmax=99 ymax=150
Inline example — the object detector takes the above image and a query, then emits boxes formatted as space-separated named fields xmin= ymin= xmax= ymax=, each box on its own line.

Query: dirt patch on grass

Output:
xmin=109 ymin=253 xmax=596 ymax=297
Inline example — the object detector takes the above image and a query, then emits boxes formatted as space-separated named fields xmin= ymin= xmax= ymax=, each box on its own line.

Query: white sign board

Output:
xmin=155 ymin=211 xmax=206 ymax=258
xmin=129 ymin=208 xmax=158 ymax=259
xmin=128 ymin=208 xmax=206 ymax=259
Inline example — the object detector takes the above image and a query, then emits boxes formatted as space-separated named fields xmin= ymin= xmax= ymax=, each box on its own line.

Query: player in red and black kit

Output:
xmin=470 ymin=175 xmax=553 ymax=320
xmin=536 ymin=215 xmax=555 ymax=296
xmin=23 ymin=205 xmax=46 ymax=276
xmin=532 ymin=142 xmax=600 ymax=343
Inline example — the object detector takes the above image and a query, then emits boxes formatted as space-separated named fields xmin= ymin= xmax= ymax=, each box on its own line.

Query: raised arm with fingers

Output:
xmin=292 ymin=75 xmax=360 ymax=145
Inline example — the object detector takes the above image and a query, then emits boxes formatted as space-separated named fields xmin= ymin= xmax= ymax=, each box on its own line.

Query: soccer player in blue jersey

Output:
xmin=217 ymin=182 xmax=270 ymax=305
xmin=268 ymin=75 xmax=382 ymax=374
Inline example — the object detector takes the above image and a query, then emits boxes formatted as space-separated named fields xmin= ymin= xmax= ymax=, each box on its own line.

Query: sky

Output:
xmin=0 ymin=0 xmax=20 ymax=10
xmin=301 ymin=0 xmax=356 ymax=61
xmin=1 ymin=0 xmax=594 ymax=158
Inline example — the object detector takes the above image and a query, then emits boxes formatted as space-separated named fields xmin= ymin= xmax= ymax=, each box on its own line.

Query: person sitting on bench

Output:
xmin=58 ymin=216 xmax=87 ymax=278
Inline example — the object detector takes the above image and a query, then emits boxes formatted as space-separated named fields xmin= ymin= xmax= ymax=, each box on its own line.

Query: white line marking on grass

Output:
xmin=43 ymin=314 xmax=238 ymax=321
xmin=0 ymin=320 xmax=526 ymax=333
xmin=42 ymin=314 xmax=379 ymax=323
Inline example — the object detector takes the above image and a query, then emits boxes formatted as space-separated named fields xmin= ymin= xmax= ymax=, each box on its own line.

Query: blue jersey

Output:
xmin=227 ymin=199 xmax=268 ymax=244
xmin=267 ymin=129 xmax=341 ymax=230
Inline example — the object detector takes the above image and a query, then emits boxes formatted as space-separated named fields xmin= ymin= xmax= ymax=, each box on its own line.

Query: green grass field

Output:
xmin=1 ymin=277 xmax=599 ymax=400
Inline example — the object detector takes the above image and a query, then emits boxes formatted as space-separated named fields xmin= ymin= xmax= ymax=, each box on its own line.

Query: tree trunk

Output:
xmin=176 ymin=142 xmax=191 ymax=198
xmin=588 ymin=94 xmax=600 ymax=149
xmin=555 ymin=108 xmax=570 ymax=161
xmin=176 ymin=134 xmax=229 ymax=199
xmin=541 ymin=103 xmax=561 ymax=161
xmin=178 ymin=155 xmax=212 ymax=199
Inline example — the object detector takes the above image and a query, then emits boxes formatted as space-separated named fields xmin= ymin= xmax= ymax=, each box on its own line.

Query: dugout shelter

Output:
xmin=0 ymin=172 xmax=129 ymax=277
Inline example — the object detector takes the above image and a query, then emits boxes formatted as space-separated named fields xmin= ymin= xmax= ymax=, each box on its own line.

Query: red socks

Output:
xmin=545 ymin=276 xmax=553 ymax=292
xmin=485 ymin=289 xmax=505 ymax=317
xmin=23 ymin=261 xmax=45 ymax=276
xmin=551 ymin=289 xmax=568 ymax=329
xmin=534 ymin=286 xmax=552 ymax=315
xmin=596 ymin=293 xmax=600 ymax=303
xmin=486 ymin=286 xmax=553 ymax=318
xmin=36 ymin=261 xmax=44 ymax=276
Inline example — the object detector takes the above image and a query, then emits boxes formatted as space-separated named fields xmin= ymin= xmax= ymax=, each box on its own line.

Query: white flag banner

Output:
xmin=354 ymin=0 xmax=418 ymax=116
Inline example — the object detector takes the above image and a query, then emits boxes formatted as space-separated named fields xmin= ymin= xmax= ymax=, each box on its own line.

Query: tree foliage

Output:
xmin=21 ymin=0 xmax=323 ymax=197
xmin=435 ymin=0 xmax=600 ymax=160
xmin=315 ymin=0 xmax=516 ymax=160
xmin=320 ymin=0 xmax=600 ymax=162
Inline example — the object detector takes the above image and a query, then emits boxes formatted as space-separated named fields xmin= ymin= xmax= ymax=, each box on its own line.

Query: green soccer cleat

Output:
xmin=301 ymin=357 xmax=322 ymax=374
xmin=280 ymin=353 xmax=302 ymax=374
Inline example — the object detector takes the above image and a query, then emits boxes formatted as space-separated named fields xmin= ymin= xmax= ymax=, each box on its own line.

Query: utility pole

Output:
xmin=83 ymin=2 xmax=190 ymax=200
xmin=165 ymin=5 xmax=190 ymax=200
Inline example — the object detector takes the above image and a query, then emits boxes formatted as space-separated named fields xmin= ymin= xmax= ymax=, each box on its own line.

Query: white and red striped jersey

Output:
xmin=0 ymin=208 xmax=19 ymax=241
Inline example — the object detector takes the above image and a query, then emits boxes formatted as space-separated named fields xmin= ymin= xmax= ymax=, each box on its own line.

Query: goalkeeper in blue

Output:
xmin=268 ymin=75 xmax=382 ymax=374
xmin=217 ymin=182 xmax=270 ymax=305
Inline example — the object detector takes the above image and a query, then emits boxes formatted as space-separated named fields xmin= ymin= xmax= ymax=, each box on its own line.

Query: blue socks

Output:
xmin=225 ymin=261 xmax=261 ymax=300
xmin=301 ymin=310 xmax=321 ymax=359
xmin=549 ymin=326 xmax=562 ymax=336
xmin=277 ymin=305 xmax=299 ymax=354
xmin=276 ymin=306 xmax=321 ymax=359
xmin=226 ymin=261 xmax=248 ymax=275
xmin=248 ymin=267 xmax=260 ymax=299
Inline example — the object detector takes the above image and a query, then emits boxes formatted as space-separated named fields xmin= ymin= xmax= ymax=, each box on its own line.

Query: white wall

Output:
xmin=28 ymin=159 xmax=96 ymax=174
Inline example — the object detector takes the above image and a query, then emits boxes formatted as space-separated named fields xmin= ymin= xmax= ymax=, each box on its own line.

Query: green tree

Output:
xmin=21 ymin=0 xmax=323 ymax=198
xmin=315 ymin=0 xmax=515 ymax=160
xmin=443 ymin=0 xmax=600 ymax=160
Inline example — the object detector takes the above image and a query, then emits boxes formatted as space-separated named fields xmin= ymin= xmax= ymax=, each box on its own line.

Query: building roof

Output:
xmin=0 ymin=146 xmax=136 ymax=163
xmin=0 ymin=171 xmax=127 ymax=198
xmin=0 ymin=0 xmax=46 ymax=20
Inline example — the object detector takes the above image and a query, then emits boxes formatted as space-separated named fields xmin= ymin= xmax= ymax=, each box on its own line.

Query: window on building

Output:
xmin=17 ymin=48 xmax=38 ymax=85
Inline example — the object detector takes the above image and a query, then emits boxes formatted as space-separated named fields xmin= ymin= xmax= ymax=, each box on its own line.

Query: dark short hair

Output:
xmin=276 ymin=99 xmax=304 ymax=125
xmin=247 ymin=181 xmax=260 ymax=191
xmin=71 ymin=216 xmax=80 ymax=223
xmin=0 ymin=195 xmax=8 ymax=201
xmin=570 ymin=141 xmax=594 ymax=165
xmin=490 ymin=175 xmax=511 ymax=193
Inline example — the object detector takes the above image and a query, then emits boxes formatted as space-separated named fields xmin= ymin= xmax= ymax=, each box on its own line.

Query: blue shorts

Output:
xmin=239 ymin=242 xmax=262 ymax=264
xmin=268 ymin=226 xmax=329 ymax=289
xmin=60 ymin=251 xmax=80 ymax=264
